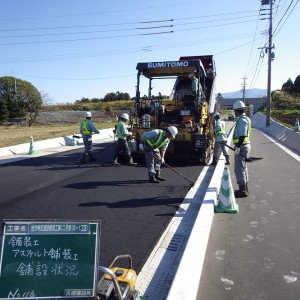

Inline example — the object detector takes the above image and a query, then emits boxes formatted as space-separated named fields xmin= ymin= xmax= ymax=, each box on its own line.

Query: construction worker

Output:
xmin=139 ymin=126 xmax=178 ymax=183
xmin=112 ymin=113 xmax=137 ymax=166
xmin=232 ymin=100 xmax=251 ymax=198
xmin=80 ymin=111 xmax=100 ymax=163
xmin=212 ymin=112 xmax=230 ymax=165
xmin=189 ymin=72 xmax=199 ymax=96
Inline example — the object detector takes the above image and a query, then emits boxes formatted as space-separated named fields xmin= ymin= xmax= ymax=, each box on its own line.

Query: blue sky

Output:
xmin=0 ymin=0 xmax=299 ymax=103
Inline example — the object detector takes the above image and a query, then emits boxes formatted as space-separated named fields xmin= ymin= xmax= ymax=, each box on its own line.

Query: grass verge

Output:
xmin=0 ymin=122 xmax=116 ymax=148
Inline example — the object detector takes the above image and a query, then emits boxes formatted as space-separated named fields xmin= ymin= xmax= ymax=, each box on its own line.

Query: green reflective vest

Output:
xmin=233 ymin=115 xmax=251 ymax=144
xmin=145 ymin=130 xmax=168 ymax=149
xmin=81 ymin=120 xmax=92 ymax=134
xmin=215 ymin=120 xmax=226 ymax=135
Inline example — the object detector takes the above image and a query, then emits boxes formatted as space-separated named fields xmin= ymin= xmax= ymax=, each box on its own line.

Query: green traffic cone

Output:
xmin=28 ymin=136 xmax=36 ymax=155
xmin=294 ymin=118 xmax=299 ymax=132
xmin=215 ymin=167 xmax=239 ymax=213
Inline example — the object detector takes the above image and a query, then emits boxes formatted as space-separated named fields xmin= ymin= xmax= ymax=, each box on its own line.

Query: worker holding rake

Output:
xmin=139 ymin=126 xmax=178 ymax=183
xmin=232 ymin=100 xmax=251 ymax=198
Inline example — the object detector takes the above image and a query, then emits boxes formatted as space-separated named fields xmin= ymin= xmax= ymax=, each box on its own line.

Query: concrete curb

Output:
xmin=166 ymin=128 xmax=233 ymax=299
xmin=166 ymin=158 xmax=225 ymax=300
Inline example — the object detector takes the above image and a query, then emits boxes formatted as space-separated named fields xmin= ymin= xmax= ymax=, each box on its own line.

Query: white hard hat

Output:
xmin=121 ymin=113 xmax=129 ymax=120
xmin=167 ymin=126 xmax=178 ymax=138
xmin=85 ymin=111 xmax=92 ymax=118
xmin=233 ymin=100 xmax=246 ymax=110
xmin=214 ymin=112 xmax=220 ymax=118
xmin=188 ymin=73 xmax=195 ymax=78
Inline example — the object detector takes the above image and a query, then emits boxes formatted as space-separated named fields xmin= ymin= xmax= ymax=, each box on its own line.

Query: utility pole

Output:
xmin=241 ymin=77 xmax=247 ymax=104
xmin=260 ymin=0 xmax=275 ymax=127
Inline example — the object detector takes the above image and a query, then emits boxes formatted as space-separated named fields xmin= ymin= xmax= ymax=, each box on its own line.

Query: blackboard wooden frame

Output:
xmin=0 ymin=220 xmax=101 ymax=300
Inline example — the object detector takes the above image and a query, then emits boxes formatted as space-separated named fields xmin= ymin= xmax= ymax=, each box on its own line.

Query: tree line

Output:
xmin=281 ymin=75 xmax=300 ymax=95
xmin=75 ymin=91 xmax=131 ymax=103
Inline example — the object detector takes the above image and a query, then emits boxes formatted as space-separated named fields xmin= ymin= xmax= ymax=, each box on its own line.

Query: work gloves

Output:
xmin=234 ymin=146 xmax=240 ymax=155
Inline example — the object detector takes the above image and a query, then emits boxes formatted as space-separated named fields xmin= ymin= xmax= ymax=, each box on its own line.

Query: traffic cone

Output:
xmin=72 ymin=134 xmax=78 ymax=146
xmin=294 ymin=118 xmax=299 ymax=132
xmin=215 ymin=166 xmax=239 ymax=213
xmin=28 ymin=136 xmax=36 ymax=155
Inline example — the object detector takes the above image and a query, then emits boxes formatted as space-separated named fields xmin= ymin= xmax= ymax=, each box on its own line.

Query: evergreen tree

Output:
xmin=293 ymin=75 xmax=300 ymax=94
xmin=0 ymin=98 xmax=9 ymax=124
xmin=0 ymin=76 xmax=42 ymax=126
xmin=281 ymin=78 xmax=294 ymax=94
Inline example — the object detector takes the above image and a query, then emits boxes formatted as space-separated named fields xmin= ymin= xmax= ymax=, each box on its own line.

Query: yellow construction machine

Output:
xmin=130 ymin=55 xmax=217 ymax=165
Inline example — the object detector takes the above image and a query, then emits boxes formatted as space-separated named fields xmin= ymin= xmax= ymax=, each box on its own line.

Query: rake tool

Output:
xmin=218 ymin=142 xmax=263 ymax=162
xmin=147 ymin=151 xmax=194 ymax=186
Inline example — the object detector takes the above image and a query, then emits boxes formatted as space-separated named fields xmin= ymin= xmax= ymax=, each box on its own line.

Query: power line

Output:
xmin=0 ymin=8 xmax=259 ymax=25
xmin=243 ymin=9 xmax=263 ymax=77
xmin=273 ymin=0 xmax=299 ymax=37
xmin=0 ymin=19 xmax=174 ymax=33
xmin=0 ymin=16 xmax=259 ymax=46
xmin=0 ymin=13 xmax=257 ymax=40
xmin=0 ymin=32 xmax=257 ymax=65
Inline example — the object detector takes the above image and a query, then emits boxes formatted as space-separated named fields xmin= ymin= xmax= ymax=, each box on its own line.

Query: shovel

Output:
xmin=73 ymin=134 xmax=82 ymax=139
xmin=218 ymin=142 xmax=263 ymax=162
xmin=73 ymin=133 xmax=96 ymax=139
xmin=147 ymin=151 xmax=194 ymax=186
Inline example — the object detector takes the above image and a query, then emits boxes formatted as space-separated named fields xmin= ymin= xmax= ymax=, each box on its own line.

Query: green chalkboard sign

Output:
xmin=0 ymin=220 xmax=101 ymax=300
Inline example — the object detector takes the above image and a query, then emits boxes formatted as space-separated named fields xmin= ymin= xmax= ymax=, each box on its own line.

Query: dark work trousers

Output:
xmin=113 ymin=139 xmax=131 ymax=163
xmin=82 ymin=135 xmax=93 ymax=157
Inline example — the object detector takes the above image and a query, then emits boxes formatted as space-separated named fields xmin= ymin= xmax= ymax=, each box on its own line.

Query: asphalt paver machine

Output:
xmin=130 ymin=55 xmax=217 ymax=165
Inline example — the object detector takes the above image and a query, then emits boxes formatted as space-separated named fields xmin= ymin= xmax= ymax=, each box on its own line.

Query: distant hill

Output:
xmin=219 ymin=89 xmax=267 ymax=99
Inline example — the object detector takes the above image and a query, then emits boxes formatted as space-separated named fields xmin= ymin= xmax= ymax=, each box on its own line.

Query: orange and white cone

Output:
xmin=215 ymin=166 xmax=239 ymax=213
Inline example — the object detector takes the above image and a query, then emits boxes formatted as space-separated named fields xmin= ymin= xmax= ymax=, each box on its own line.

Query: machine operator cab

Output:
xmin=134 ymin=60 xmax=206 ymax=129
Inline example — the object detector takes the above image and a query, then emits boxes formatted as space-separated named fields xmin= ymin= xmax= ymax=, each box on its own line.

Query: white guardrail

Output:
xmin=251 ymin=113 xmax=300 ymax=153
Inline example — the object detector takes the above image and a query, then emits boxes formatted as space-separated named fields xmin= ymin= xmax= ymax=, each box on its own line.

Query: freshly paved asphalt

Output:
xmin=197 ymin=128 xmax=300 ymax=299
xmin=0 ymin=141 xmax=204 ymax=274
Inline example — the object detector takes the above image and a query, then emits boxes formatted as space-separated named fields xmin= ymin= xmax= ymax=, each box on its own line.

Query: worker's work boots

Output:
xmin=112 ymin=159 xmax=119 ymax=166
xmin=80 ymin=155 xmax=86 ymax=164
xmin=234 ymin=185 xmax=248 ymax=198
xmin=211 ymin=158 xmax=218 ymax=166
xmin=225 ymin=156 xmax=230 ymax=165
xmin=155 ymin=170 xmax=166 ymax=181
xmin=149 ymin=176 xmax=160 ymax=183
xmin=127 ymin=159 xmax=137 ymax=166
xmin=89 ymin=154 xmax=97 ymax=161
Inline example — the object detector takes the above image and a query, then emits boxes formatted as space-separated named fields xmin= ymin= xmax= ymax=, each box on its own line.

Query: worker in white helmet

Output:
xmin=212 ymin=112 xmax=230 ymax=166
xmin=112 ymin=113 xmax=137 ymax=166
xmin=79 ymin=111 xmax=100 ymax=163
xmin=232 ymin=100 xmax=251 ymax=197
xmin=139 ymin=126 xmax=178 ymax=183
